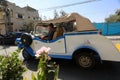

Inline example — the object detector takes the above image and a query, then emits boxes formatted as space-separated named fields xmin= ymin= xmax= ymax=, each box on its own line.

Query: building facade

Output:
xmin=0 ymin=1 xmax=39 ymax=34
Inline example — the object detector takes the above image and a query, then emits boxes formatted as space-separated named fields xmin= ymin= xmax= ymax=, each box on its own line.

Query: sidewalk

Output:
xmin=106 ymin=36 xmax=120 ymax=40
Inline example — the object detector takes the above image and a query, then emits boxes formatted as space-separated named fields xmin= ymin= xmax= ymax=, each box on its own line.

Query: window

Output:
xmin=33 ymin=17 xmax=36 ymax=20
xmin=16 ymin=13 xmax=23 ymax=19
xmin=28 ymin=16 xmax=30 ymax=19
xmin=10 ymin=9 xmax=13 ymax=17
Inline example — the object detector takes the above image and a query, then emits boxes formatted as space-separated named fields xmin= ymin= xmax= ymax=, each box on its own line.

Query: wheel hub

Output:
xmin=79 ymin=56 xmax=92 ymax=68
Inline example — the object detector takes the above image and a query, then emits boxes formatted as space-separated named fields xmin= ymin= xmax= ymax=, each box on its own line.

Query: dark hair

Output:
xmin=48 ymin=23 xmax=54 ymax=28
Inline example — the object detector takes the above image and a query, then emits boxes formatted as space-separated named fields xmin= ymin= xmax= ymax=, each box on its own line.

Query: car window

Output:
xmin=35 ymin=26 xmax=49 ymax=36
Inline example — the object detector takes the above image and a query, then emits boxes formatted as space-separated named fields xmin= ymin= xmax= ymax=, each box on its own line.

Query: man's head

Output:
xmin=48 ymin=23 xmax=54 ymax=29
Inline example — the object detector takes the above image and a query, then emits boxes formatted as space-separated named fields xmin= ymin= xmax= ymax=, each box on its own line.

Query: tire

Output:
xmin=75 ymin=52 xmax=96 ymax=69
xmin=0 ymin=39 xmax=3 ymax=45
xmin=22 ymin=49 xmax=31 ymax=60
xmin=21 ymin=33 xmax=32 ymax=46
xmin=0 ymin=40 xmax=2 ymax=44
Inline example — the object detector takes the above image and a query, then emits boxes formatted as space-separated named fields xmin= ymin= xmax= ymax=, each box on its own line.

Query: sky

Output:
xmin=8 ymin=0 xmax=120 ymax=22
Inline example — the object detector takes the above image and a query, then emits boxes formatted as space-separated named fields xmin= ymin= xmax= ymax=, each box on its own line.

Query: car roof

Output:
xmin=38 ymin=13 xmax=96 ymax=31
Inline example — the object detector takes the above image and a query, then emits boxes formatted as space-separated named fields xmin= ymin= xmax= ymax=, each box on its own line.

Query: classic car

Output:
xmin=16 ymin=13 xmax=120 ymax=69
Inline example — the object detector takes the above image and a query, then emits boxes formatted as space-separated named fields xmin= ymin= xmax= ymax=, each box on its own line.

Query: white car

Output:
xmin=16 ymin=13 xmax=120 ymax=69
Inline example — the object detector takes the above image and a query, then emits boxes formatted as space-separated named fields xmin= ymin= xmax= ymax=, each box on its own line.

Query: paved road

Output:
xmin=0 ymin=39 xmax=120 ymax=80
xmin=0 ymin=45 xmax=24 ymax=62
xmin=55 ymin=59 xmax=120 ymax=80
xmin=21 ymin=58 xmax=120 ymax=80
xmin=0 ymin=45 xmax=18 ymax=56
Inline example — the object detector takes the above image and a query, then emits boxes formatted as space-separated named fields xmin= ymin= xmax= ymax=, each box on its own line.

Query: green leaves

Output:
xmin=24 ymin=53 xmax=59 ymax=80
xmin=23 ymin=46 xmax=59 ymax=80
xmin=0 ymin=49 xmax=26 ymax=80
xmin=105 ymin=9 xmax=120 ymax=22
xmin=31 ymin=73 xmax=37 ymax=80
xmin=31 ymin=58 xmax=59 ymax=80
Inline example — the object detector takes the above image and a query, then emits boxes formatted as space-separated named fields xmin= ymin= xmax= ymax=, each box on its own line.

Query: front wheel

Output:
xmin=22 ymin=49 xmax=31 ymax=60
xmin=75 ymin=52 xmax=96 ymax=69
xmin=21 ymin=33 xmax=32 ymax=46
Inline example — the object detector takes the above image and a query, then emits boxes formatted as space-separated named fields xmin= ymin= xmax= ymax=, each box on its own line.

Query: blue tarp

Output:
xmin=93 ymin=22 xmax=120 ymax=36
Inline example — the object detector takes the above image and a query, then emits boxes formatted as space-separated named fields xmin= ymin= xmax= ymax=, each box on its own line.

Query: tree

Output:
xmin=54 ymin=10 xmax=59 ymax=19
xmin=60 ymin=10 xmax=67 ymax=17
xmin=39 ymin=17 xmax=42 ymax=21
xmin=53 ymin=10 xmax=67 ymax=19
xmin=43 ymin=16 xmax=47 ymax=20
xmin=105 ymin=9 xmax=120 ymax=22
xmin=116 ymin=9 xmax=120 ymax=15
xmin=20 ymin=22 xmax=34 ymax=33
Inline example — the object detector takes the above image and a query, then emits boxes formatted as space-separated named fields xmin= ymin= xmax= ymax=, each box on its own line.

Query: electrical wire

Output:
xmin=39 ymin=0 xmax=101 ymax=11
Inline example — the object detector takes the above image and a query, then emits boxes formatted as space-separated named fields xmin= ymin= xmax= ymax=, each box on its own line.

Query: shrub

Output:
xmin=0 ymin=49 xmax=26 ymax=80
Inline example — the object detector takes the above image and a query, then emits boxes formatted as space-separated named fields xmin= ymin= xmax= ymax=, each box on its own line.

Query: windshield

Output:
xmin=35 ymin=25 xmax=49 ymax=36
xmin=36 ymin=21 xmax=75 ymax=33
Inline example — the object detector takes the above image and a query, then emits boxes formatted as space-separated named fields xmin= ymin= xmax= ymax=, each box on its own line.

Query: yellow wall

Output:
xmin=0 ymin=24 xmax=6 ymax=34
xmin=0 ymin=12 xmax=4 ymax=19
